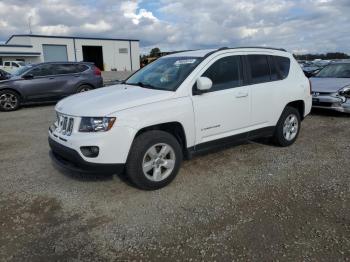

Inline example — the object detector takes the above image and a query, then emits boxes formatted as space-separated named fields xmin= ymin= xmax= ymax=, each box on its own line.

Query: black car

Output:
xmin=0 ymin=62 xmax=103 ymax=111
xmin=0 ymin=69 xmax=11 ymax=80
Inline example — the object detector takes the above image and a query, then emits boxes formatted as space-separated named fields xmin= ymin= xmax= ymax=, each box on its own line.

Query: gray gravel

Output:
xmin=0 ymin=106 xmax=349 ymax=261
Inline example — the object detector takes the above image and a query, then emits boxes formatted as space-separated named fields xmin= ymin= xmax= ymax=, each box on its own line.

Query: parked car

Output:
xmin=0 ymin=62 xmax=103 ymax=111
xmin=48 ymin=47 xmax=312 ymax=190
xmin=0 ymin=61 xmax=26 ymax=73
xmin=0 ymin=69 xmax=11 ymax=80
xmin=310 ymin=62 xmax=350 ymax=113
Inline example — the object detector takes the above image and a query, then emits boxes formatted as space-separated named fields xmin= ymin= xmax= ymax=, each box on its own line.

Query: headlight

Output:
xmin=339 ymin=86 xmax=350 ymax=98
xmin=79 ymin=117 xmax=116 ymax=132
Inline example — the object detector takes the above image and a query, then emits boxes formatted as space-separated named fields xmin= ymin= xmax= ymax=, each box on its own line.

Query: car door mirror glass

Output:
xmin=196 ymin=77 xmax=212 ymax=92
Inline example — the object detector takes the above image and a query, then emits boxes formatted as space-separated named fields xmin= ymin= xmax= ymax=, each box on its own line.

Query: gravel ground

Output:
xmin=0 ymin=105 xmax=349 ymax=261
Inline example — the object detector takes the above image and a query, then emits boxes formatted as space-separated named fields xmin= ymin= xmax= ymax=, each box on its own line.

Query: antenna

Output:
xmin=28 ymin=16 xmax=32 ymax=34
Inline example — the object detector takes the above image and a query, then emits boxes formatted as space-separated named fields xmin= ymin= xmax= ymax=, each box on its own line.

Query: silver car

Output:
xmin=310 ymin=62 xmax=350 ymax=113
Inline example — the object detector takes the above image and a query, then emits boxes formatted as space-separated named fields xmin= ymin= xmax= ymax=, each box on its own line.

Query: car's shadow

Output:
xmin=310 ymin=108 xmax=349 ymax=117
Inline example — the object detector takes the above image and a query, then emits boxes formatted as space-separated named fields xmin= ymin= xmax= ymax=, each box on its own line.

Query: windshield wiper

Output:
xmin=127 ymin=81 xmax=159 ymax=90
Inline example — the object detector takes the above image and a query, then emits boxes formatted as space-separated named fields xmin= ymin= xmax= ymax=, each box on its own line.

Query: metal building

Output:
xmin=0 ymin=34 xmax=140 ymax=71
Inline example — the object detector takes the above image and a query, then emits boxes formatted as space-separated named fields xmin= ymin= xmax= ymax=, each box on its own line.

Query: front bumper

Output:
xmin=49 ymin=137 xmax=124 ymax=174
xmin=312 ymin=93 xmax=350 ymax=113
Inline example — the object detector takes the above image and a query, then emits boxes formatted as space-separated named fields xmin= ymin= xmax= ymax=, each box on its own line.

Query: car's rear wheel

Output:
xmin=273 ymin=106 xmax=301 ymax=146
xmin=126 ymin=130 xmax=183 ymax=190
xmin=77 ymin=85 xmax=92 ymax=93
xmin=0 ymin=90 xmax=20 ymax=112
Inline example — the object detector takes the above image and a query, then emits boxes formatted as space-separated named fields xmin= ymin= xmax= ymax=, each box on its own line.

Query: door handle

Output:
xmin=235 ymin=92 xmax=248 ymax=98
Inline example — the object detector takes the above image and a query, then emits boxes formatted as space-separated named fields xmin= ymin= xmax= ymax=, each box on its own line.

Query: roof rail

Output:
xmin=204 ymin=46 xmax=287 ymax=58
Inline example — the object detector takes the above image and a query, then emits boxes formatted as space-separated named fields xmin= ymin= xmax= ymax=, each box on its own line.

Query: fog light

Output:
xmin=80 ymin=146 xmax=99 ymax=158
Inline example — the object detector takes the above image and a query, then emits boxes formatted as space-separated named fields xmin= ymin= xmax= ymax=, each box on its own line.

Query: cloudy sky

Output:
xmin=0 ymin=0 xmax=349 ymax=54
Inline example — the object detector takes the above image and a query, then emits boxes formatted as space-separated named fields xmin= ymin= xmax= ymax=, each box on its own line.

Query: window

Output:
xmin=28 ymin=64 xmax=54 ymax=77
xmin=274 ymin=56 xmax=290 ymax=80
xmin=247 ymin=55 xmax=270 ymax=84
xmin=4 ymin=62 xmax=10 ymax=67
xmin=12 ymin=62 xmax=19 ymax=67
xmin=202 ymin=56 xmax=242 ymax=92
xmin=50 ymin=64 xmax=89 ymax=75
xmin=119 ymin=48 xmax=128 ymax=54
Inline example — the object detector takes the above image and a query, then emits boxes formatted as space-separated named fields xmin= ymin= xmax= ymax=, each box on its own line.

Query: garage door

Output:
xmin=43 ymin=45 xmax=68 ymax=62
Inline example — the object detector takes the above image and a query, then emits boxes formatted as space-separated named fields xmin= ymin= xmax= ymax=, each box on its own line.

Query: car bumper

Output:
xmin=49 ymin=137 xmax=124 ymax=174
xmin=312 ymin=94 xmax=350 ymax=113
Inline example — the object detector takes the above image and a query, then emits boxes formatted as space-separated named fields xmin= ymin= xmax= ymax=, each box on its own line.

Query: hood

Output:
xmin=56 ymin=84 xmax=175 ymax=116
xmin=310 ymin=77 xmax=350 ymax=93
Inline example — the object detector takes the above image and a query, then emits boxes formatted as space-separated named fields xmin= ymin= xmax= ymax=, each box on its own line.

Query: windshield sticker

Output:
xmin=174 ymin=59 xmax=197 ymax=66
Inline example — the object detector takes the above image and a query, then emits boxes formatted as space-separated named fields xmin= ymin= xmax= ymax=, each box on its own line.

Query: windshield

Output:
xmin=12 ymin=65 xmax=33 ymax=76
xmin=316 ymin=64 xmax=350 ymax=78
xmin=126 ymin=56 xmax=202 ymax=91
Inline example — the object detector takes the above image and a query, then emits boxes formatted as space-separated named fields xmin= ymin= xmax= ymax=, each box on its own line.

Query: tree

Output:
xmin=150 ymin=47 xmax=161 ymax=57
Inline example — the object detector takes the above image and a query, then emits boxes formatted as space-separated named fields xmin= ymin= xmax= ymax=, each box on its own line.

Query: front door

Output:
xmin=191 ymin=55 xmax=251 ymax=145
xmin=18 ymin=64 xmax=67 ymax=102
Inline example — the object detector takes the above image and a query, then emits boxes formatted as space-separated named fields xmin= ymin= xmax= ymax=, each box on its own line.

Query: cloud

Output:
xmin=0 ymin=0 xmax=348 ymax=54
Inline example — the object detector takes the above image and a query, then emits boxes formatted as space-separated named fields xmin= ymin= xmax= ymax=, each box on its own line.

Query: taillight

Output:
xmin=308 ymin=79 xmax=312 ymax=94
xmin=93 ymin=66 xmax=101 ymax=76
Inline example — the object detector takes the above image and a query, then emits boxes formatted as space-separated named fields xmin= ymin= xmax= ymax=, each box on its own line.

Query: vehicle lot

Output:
xmin=0 ymin=106 xmax=349 ymax=261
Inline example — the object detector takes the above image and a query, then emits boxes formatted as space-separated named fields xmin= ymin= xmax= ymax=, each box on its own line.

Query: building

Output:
xmin=0 ymin=34 xmax=140 ymax=71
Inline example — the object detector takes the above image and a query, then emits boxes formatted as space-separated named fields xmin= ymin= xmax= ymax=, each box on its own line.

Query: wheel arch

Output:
xmin=285 ymin=100 xmax=305 ymax=120
xmin=134 ymin=121 xmax=189 ymax=159
xmin=0 ymin=88 xmax=24 ymax=101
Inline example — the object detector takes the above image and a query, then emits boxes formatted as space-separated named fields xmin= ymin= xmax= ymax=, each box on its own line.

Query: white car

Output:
xmin=49 ymin=47 xmax=312 ymax=190
xmin=0 ymin=61 xmax=26 ymax=73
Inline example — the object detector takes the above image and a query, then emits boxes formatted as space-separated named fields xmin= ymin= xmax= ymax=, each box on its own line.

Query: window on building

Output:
xmin=119 ymin=48 xmax=128 ymax=54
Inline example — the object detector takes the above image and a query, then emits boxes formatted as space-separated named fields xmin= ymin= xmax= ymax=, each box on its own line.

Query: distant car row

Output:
xmin=0 ymin=62 xmax=103 ymax=111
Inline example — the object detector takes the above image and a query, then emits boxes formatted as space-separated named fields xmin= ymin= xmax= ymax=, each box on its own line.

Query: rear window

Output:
xmin=273 ymin=56 xmax=290 ymax=80
xmin=247 ymin=55 xmax=270 ymax=84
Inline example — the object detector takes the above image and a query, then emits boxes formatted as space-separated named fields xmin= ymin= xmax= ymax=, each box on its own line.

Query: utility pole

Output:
xmin=28 ymin=16 xmax=32 ymax=34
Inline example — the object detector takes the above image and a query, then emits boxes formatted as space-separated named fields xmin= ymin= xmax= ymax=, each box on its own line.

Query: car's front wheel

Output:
xmin=0 ymin=90 xmax=20 ymax=112
xmin=126 ymin=130 xmax=183 ymax=190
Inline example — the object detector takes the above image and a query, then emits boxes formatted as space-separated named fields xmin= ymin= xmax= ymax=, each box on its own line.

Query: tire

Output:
xmin=76 ymin=85 xmax=92 ymax=93
xmin=0 ymin=90 xmax=20 ymax=112
xmin=273 ymin=106 xmax=301 ymax=147
xmin=126 ymin=130 xmax=183 ymax=190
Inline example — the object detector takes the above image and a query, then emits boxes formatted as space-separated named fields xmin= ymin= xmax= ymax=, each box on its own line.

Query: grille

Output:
xmin=56 ymin=113 xmax=74 ymax=136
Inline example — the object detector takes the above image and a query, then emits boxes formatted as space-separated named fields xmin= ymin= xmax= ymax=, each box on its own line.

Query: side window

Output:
xmin=28 ymin=64 xmax=54 ymax=77
xmin=12 ymin=62 xmax=19 ymax=67
xmin=247 ymin=55 xmax=270 ymax=84
xmin=202 ymin=56 xmax=242 ymax=92
xmin=76 ymin=64 xmax=88 ymax=73
xmin=4 ymin=62 xmax=10 ymax=66
xmin=274 ymin=56 xmax=290 ymax=80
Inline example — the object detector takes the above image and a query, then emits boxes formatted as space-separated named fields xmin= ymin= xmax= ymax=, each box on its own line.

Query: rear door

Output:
xmin=192 ymin=55 xmax=251 ymax=145
xmin=246 ymin=54 xmax=291 ymax=127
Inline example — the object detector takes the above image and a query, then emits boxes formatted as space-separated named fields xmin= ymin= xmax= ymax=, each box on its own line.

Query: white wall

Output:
xmin=1 ymin=36 xmax=140 ymax=71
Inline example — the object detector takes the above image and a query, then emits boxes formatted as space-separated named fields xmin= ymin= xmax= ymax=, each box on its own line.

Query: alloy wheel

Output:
xmin=0 ymin=93 xmax=18 ymax=110
xmin=142 ymin=143 xmax=176 ymax=182
xmin=283 ymin=114 xmax=299 ymax=141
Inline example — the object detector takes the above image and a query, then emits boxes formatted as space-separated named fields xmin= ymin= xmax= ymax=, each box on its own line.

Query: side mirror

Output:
xmin=22 ymin=74 xmax=34 ymax=80
xmin=195 ymin=77 xmax=212 ymax=94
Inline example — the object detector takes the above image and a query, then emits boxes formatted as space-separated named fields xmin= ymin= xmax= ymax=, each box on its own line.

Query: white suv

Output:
xmin=49 ymin=47 xmax=312 ymax=190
